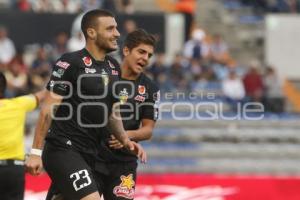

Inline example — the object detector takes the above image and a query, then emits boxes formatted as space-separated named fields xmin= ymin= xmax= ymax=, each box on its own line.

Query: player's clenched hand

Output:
xmin=25 ymin=155 xmax=43 ymax=176
xmin=109 ymin=135 xmax=124 ymax=149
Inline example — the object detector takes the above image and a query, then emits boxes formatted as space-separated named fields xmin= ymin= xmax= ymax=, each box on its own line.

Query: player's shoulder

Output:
xmin=60 ymin=50 xmax=83 ymax=61
xmin=140 ymin=73 xmax=159 ymax=92
xmin=54 ymin=50 xmax=84 ymax=69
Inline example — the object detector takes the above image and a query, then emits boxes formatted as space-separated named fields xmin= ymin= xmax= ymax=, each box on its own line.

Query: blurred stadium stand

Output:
xmin=139 ymin=119 xmax=300 ymax=174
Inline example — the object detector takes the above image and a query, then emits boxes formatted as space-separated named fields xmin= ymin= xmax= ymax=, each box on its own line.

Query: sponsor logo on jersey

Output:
xmin=108 ymin=60 xmax=115 ymax=68
xmin=134 ymin=95 xmax=145 ymax=102
xmin=85 ymin=68 xmax=96 ymax=74
xmin=113 ymin=174 xmax=135 ymax=199
xmin=101 ymin=69 xmax=109 ymax=86
xmin=82 ymin=56 xmax=92 ymax=67
xmin=119 ymin=88 xmax=129 ymax=104
xmin=138 ymin=85 xmax=146 ymax=95
xmin=112 ymin=70 xmax=119 ymax=75
xmin=56 ymin=61 xmax=70 ymax=69
xmin=52 ymin=68 xmax=65 ymax=78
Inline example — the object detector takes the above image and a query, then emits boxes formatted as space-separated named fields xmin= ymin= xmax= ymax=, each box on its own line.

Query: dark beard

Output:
xmin=95 ymin=36 xmax=117 ymax=54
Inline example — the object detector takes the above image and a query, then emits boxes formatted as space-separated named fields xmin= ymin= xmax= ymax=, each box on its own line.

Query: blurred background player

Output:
xmin=0 ymin=71 xmax=44 ymax=200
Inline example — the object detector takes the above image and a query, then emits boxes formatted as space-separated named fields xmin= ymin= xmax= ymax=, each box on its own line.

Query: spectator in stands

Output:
xmin=29 ymin=47 xmax=52 ymax=91
xmin=183 ymin=28 xmax=210 ymax=62
xmin=222 ymin=70 xmax=246 ymax=112
xmin=243 ymin=62 xmax=264 ymax=104
xmin=210 ymin=34 xmax=230 ymax=66
xmin=170 ymin=53 xmax=190 ymax=92
xmin=4 ymin=56 xmax=28 ymax=97
xmin=147 ymin=53 xmax=167 ymax=81
xmin=50 ymin=31 xmax=69 ymax=61
xmin=191 ymin=73 xmax=208 ymax=92
xmin=209 ymin=34 xmax=236 ymax=81
xmin=263 ymin=66 xmax=285 ymax=113
xmin=67 ymin=31 xmax=85 ymax=52
xmin=0 ymin=25 xmax=16 ymax=69
xmin=146 ymin=54 xmax=173 ymax=93
xmin=189 ymin=58 xmax=202 ymax=80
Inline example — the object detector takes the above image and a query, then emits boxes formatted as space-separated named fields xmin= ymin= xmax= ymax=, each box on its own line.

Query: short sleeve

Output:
xmin=14 ymin=95 xmax=37 ymax=112
xmin=46 ymin=54 xmax=76 ymax=96
xmin=141 ymin=85 xmax=160 ymax=121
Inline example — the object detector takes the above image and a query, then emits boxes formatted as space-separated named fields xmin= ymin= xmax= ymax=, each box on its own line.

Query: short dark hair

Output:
xmin=81 ymin=9 xmax=115 ymax=39
xmin=124 ymin=29 xmax=156 ymax=51
xmin=0 ymin=72 xmax=6 ymax=98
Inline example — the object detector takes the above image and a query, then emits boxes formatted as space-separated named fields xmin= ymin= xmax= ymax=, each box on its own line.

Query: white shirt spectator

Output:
xmin=0 ymin=32 xmax=16 ymax=64
xmin=67 ymin=32 xmax=85 ymax=52
xmin=183 ymin=29 xmax=209 ymax=59
xmin=222 ymin=74 xmax=245 ymax=100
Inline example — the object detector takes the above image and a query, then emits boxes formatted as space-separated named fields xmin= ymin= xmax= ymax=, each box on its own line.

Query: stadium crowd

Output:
xmin=0 ymin=20 xmax=285 ymax=114
xmin=0 ymin=0 xmax=134 ymax=14
xmin=0 ymin=0 xmax=286 ymax=113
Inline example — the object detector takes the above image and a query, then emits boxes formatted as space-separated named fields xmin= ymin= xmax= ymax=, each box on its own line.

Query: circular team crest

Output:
xmin=138 ymin=85 xmax=146 ymax=95
xmin=82 ymin=56 xmax=92 ymax=67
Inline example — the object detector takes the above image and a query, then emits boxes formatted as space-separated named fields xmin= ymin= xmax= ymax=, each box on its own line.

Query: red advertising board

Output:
xmin=25 ymin=173 xmax=300 ymax=200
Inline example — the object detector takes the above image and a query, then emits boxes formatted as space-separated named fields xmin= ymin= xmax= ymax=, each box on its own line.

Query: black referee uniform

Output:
xmin=42 ymin=48 xmax=120 ymax=200
xmin=95 ymin=73 xmax=159 ymax=200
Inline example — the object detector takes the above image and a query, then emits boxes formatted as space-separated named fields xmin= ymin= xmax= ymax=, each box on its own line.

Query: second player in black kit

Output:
xmin=25 ymin=9 xmax=146 ymax=200
xmin=95 ymin=29 xmax=159 ymax=200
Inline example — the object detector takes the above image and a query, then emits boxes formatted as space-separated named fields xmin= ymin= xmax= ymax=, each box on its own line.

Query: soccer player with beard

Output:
xmin=25 ymin=9 xmax=146 ymax=200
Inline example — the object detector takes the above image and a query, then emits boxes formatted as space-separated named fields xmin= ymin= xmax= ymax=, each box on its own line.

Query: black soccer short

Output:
xmin=42 ymin=142 xmax=98 ymax=200
xmin=95 ymin=161 xmax=138 ymax=200
xmin=0 ymin=161 xmax=25 ymax=200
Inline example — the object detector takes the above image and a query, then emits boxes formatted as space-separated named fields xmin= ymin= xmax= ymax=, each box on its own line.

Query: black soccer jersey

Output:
xmin=45 ymin=48 xmax=121 ymax=155
xmin=98 ymin=73 xmax=160 ymax=162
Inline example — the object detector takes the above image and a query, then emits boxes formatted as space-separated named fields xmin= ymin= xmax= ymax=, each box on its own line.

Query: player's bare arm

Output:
xmin=108 ymin=102 xmax=131 ymax=147
xmin=25 ymin=91 xmax=63 ymax=176
xmin=109 ymin=119 xmax=155 ymax=149
xmin=108 ymin=102 xmax=147 ymax=163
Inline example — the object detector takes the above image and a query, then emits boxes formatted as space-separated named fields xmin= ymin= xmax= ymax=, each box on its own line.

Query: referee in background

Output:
xmin=0 ymin=72 xmax=44 ymax=200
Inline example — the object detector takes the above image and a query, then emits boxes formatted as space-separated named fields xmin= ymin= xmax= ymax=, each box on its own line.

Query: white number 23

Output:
xmin=70 ymin=169 xmax=92 ymax=191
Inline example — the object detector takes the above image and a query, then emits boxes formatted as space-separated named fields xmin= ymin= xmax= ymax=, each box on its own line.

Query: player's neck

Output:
xmin=121 ymin=65 xmax=139 ymax=80
xmin=85 ymin=44 xmax=105 ymax=61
